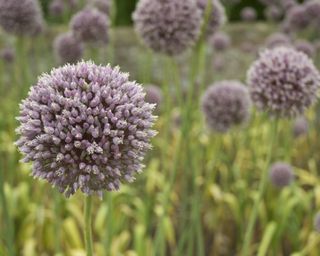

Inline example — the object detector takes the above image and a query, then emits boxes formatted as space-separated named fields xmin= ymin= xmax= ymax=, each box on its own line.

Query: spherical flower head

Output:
xmin=70 ymin=8 xmax=109 ymax=44
xmin=201 ymin=81 xmax=252 ymax=133
xmin=314 ymin=212 xmax=320 ymax=232
xmin=0 ymin=0 xmax=44 ymax=36
xmin=0 ymin=47 xmax=15 ymax=63
xmin=15 ymin=61 xmax=157 ymax=197
xmin=241 ymin=7 xmax=257 ymax=22
xmin=284 ymin=5 xmax=309 ymax=32
xmin=132 ymin=0 xmax=202 ymax=56
xmin=93 ymin=0 xmax=111 ymax=15
xmin=265 ymin=33 xmax=291 ymax=49
xmin=269 ymin=162 xmax=294 ymax=188
xmin=305 ymin=0 xmax=320 ymax=21
xmin=281 ymin=0 xmax=297 ymax=10
xmin=210 ymin=31 xmax=231 ymax=51
xmin=53 ymin=32 xmax=84 ymax=64
xmin=293 ymin=116 xmax=308 ymax=138
xmin=264 ymin=6 xmax=282 ymax=21
xmin=144 ymin=85 xmax=162 ymax=111
xmin=247 ymin=47 xmax=320 ymax=117
xmin=49 ymin=0 xmax=64 ymax=17
xmin=294 ymin=40 xmax=315 ymax=58
xmin=196 ymin=0 xmax=226 ymax=37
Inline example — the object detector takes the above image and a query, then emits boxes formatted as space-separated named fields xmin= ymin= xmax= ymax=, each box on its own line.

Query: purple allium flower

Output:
xmin=294 ymin=40 xmax=315 ymax=58
xmin=0 ymin=47 xmax=15 ymax=63
xmin=196 ymin=0 xmax=226 ymax=38
xmin=213 ymin=56 xmax=225 ymax=71
xmin=70 ymin=8 xmax=109 ymax=44
xmin=269 ymin=162 xmax=294 ymax=188
xmin=53 ymin=32 xmax=84 ymax=64
xmin=281 ymin=0 xmax=297 ymax=10
xmin=305 ymin=0 xmax=320 ymax=21
xmin=314 ymin=212 xmax=320 ymax=232
xmin=93 ymin=0 xmax=111 ymax=15
xmin=241 ymin=7 xmax=257 ymax=22
xmin=132 ymin=0 xmax=202 ymax=56
xmin=247 ymin=47 xmax=320 ymax=117
xmin=201 ymin=81 xmax=251 ymax=132
xmin=264 ymin=5 xmax=282 ymax=21
xmin=67 ymin=0 xmax=79 ymax=9
xmin=0 ymin=0 xmax=44 ymax=36
xmin=283 ymin=5 xmax=309 ymax=32
xmin=15 ymin=61 xmax=157 ymax=197
xmin=265 ymin=33 xmax=291 ymax=49
xmin=49 ymin=0 xmax=65 ymax=17
xmin=293 ymin=116 xmax=308 ymax=138
xmin=210 ymin=31 xmax=231 ymax=51
xmin=144 ymin=85 xmax=162 ymax=111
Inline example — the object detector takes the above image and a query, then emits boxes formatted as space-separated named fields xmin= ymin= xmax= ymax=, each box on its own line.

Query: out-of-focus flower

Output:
xmin=265 ymin=33 xmax=291 ymax=49
xmin=293 ymin=116 xmax=308 ymax=138
xmin=49 ymin=0 xmax=65 ymax=17
xmin=314 ymin=212 xmax=320 ymax=232
xmin=15 ymin=61 xmax=157 ymax=197
xmin=283 ymin=5 xmax=309 ymax=32
xmin=0 ymin=47 xmax=15 ymax=63
xmin=132 ymin=0 xmax=202 ymax=56
xmin=241 ymin=7 xmax=257 ymax=22
xmin=0 ymin=0 xmax=44 ymax=36
xmin=144 ymin=85 xmax=162 ymax=111
xmin=294 ymin=40 xmax=316 ymax=58
xmin=70 ymin=8 xmax=109 ymax=44
xmin=247 ymin=47 xmax=320 ymax=117
xmin=53 ymin=32 xmax=84 ymax=64
xmin=269 ymin=162 xmax=294 ymax=188
xmin=210 ymin=31 xmax=231 ymax=51
xmin=201 ymin=80 xmax=251 ymax=132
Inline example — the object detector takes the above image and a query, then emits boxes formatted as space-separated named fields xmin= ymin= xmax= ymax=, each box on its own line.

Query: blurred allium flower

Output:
xmin=53 ymin=32 xmax=84 ymax=64
xmin=294 ymin=40 xmax=315 ymax=58
xmin=201 ymin=81 xmax=251 ymax=132
xmin=293 ymin=116 xmax=308 ymax=138
xmin=265 ymin=33 xmax=291 ymax=49
xmin=93 ymin=0 xmax=111 ymax=15
xmin=241 ymin=7 xmax=257 ymax=22
xmin=196 ymin=0 xmax=226 ymax=37
xmin=15 ymin=61 xmax=157 ymax=197
xmin=269 ymin=162 xmax=294 ymax=188
xmin=0 ymin=0 xmax=44 ymax=36
xmin=49 ymin=0 xmax=65 ymax=17
xmin=145 ymin=85 xmax=162 ymax=111
xmin=0 ymin=47 xmax=15 ymax=63
xmin=213 ymin=56 xmax=226 ymax=71
xmin=247 ymin=47 xmax=320 ymax=117
xmin=132 ymin=0 xmax=202 ymax=56
xmin=314 ymin=212 xmax=320 ymax=232
xmin=67 ymin=0 xmax=79 ymax=9
xmin=264 ymin=6 xmax=282 ymax=21
xmin=70 ymin=8 xmax=109 ymax=44
xmin=281 ymin=0 xmax=297 ymax=10
xmin=210 ymin=31 xmax=231 ymax=51
xmin=305 ymin=0 xmax=320 ymax=21
xmin=283 ymin=5 xmax=309 ymax=32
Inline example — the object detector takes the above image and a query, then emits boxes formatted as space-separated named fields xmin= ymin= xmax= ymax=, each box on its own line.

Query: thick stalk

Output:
xmin=84 ymin=195 xmax=93 ymax=256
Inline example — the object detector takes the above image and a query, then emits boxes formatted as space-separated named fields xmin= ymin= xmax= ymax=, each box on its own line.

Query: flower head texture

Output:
xmin=305 ymin=0 xmax=320 ymax=22
xmin=145 ymin=85 xmax=162 ymax=111
xmin=241 ymin=7 xmax=257 ymax=22
xmin=201 ymin=81 xmax=251 ymax=133
xmin=53 ymin=32 xmax=84 ymax=64
xmin=293 ymin=116 xmax=308 ymax=138
xmin=0 ymin=47 xmax=15 ymax=63
xmin=314 ymin=212 xmax=320 ymax=232
xmin=0 ymin=0 xmax=44 ymax=36
xmin=284 ymin=5 xmax=309 ymax=32
xmin=210 ymin=31 xmax=231 ymax=51
xmin=294 ymin=40 xmax=315 ymax=58
xmin=265 ymin=33 xmax=291 ymax=49
xmin=196 ymin=0 xmax=226 ymax=37
xmin=269 ymin=162 xmax=294 ymax=188
xmin=15 ymin=61 xmax=157 ymax=197
xmin=49 ymin=0 xmax=65 ymax=17
xmin=70 ymin=8 xmax=109 ymax=44
xmin=247 ymin=47 xmax=320 ymax=117
xmin=132 ymin=0 xmax=202 ymax=56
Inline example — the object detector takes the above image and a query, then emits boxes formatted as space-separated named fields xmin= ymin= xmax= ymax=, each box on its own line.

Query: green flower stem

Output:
xmin=242 ymin=119 xmax=279 ymax=256
xmin=84 ymin=195 xmax=94 ymax=256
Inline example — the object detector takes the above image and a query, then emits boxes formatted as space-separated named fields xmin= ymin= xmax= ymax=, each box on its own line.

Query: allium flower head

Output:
xmin=49 ymin=0 xmax=65 ymax=17
xmin=264 ymin=6 xmax=282 ymax=21
xmin=70 ymin=7 xmax=109 ymax=44
xmin=145 ymin=85 xmax=162 ymax=111
xmin=0 ymin=47 xmax=15 ymax=63
xmin=15 ymin=61 xmax=157 ymax=197
xmin=0 ymin=0 xmax=44 ymax=36
xmin=201 ymin=81 xmax=251 ymax=132
xmin=210 ymin=31 xmax=231 ymax=51
xmin=305 ymin=0 xmax=320 ymax=21
xmin=132 ymin=0 xmax=202 ymax=56
xmin=241 ymin=7 xmax=257 ymax=22
xmin=247 ymin=47 xmax=320 ymax=117
xmin=196 ymin=0 xmax=226 ymax=37
xmin=294 ymin=40 xmax=315 ymax=58
xmin=293 ymin=116 xmax=308 ymax=138
xmin=284 ymin=5 xmax=309 ymax=32
xmin=53 ymin=32 xmax=84 ymax=64
xmin=93 ymin=0 xmax=111 ymax=15
xmin=314 ymin=212 xmax=320 ymax=232
xmin=265 ymin=33 xmax=291 ymax=49
xmin=269 ymin=162 xmax=294 ymax=188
